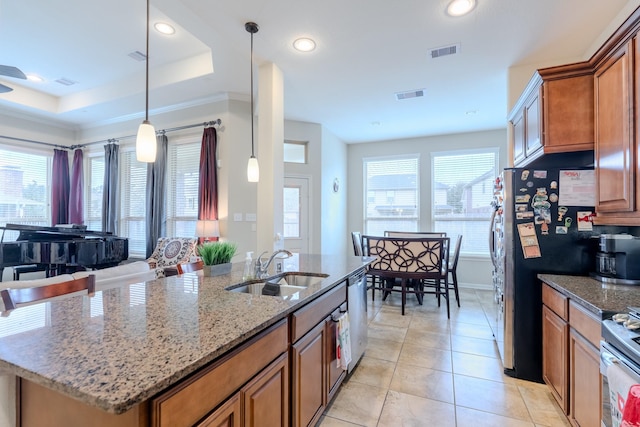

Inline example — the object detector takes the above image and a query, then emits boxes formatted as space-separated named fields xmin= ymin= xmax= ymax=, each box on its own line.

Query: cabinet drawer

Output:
xmin=151 ymin=319 xmax=288 ymax=427
xmin=569 ymin=301 xmax=601 ymax=348
xmin=290 ymin=282 xmax=346 ymax=343
xmin=542 ymin=283 xmax=568 ymax=320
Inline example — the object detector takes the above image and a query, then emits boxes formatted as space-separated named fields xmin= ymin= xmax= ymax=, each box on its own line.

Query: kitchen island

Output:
xmin=0 ymin=254 xmax=371 ymax=426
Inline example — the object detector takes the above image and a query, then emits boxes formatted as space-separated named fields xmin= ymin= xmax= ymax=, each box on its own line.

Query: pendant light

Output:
xmin=136 ymin=0 xmax=157 ymax=163
xmin=245 ymin=22 xmax=259 ymax=182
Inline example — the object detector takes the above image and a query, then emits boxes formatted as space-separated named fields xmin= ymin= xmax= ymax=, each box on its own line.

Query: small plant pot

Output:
xmin=203 ymin=263 xmax=233 ymax=277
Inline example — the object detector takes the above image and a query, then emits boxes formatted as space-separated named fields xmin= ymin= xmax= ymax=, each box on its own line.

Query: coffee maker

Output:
xmin=595 ymin=234 xmax=640 ymax=284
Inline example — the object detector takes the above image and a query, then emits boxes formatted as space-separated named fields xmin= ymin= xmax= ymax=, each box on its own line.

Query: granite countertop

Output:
xmin=0 ymin=254 xmax=371 ymax=415
xmin=538 ymin=273 xmax=640 ymax=318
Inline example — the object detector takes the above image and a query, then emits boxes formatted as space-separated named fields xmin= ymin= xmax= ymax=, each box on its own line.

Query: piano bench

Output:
xmin=13 ymin=265 xmax=48 ymax=281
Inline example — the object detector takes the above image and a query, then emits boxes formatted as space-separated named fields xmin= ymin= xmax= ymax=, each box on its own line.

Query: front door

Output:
xmin=283 ymin=176 xmax=309 ymax=254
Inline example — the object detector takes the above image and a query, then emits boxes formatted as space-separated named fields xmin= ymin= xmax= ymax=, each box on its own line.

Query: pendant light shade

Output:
xmin=247 ymin=156 xmax=259 ymax=182
xmin=136 ymin=0 xmax=156 ymax=163
xmin=245 ymin=22 xmax=259 ymax=182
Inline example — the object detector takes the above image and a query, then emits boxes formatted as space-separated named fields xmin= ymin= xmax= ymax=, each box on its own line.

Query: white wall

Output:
xmin=320 ymin=127 xmax=348 ymax=256
xmin=347 ymin=129 xmax=508 ymax=288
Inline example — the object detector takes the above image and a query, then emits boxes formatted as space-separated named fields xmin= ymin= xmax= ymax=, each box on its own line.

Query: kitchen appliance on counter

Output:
xmin=490 ymin=166 xmax=600 ymax=382
xmin=593 ymin=234 xmax=640 ymax=285
xmin=601 ymin=310 xmax=640 ymax=427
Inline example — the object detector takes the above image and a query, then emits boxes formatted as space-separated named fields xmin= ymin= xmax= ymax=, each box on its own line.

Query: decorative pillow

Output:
xmin=148 ymin=238 xmax=197 ymax=269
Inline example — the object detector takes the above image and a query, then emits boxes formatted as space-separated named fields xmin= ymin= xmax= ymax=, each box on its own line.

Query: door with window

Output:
xmin=283 ymin=177 xmax=309 ymax=254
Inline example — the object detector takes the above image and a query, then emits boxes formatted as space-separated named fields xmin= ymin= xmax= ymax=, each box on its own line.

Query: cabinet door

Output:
xmin=197 ymin=394 xmax=241 ymax=427
xmin=512 ymin=111 xmax=525 ymax=165
xmin=595 ymin=39 xmax=635 ymax=213
xmin=569 ymin=329 xmax=601 ymax=427
xmin=291 ymin=321 xmax=327 ymax=427
xmin=542 ymin=305 xmax=569 ymax=414
xmin=326 ymin=309 xmax=347 ymax=403
xmin=524 ymin=89 xmax=542 ymax=157
xmin=242 ymin=353 xmax=289 ymax=427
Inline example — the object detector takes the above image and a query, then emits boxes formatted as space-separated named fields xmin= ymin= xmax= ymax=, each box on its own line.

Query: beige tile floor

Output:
xmin=318 ymin=288 xmax=572 ymax=427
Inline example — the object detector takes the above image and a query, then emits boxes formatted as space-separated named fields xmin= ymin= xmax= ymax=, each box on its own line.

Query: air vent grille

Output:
xmin=128 ymin=51 xmax=147 ymax=61
xmin=55 ymin=78 xmax=77 ymax=86
xmin=395 ymin=89 xmax=425 ymax=101
xmin=429 ymin=43 xmax=461 ymax=59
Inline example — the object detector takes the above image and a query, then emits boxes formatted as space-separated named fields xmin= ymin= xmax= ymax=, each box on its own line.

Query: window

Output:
xmin=166 ymin=140 xmax=200 ymax=237
xmin=283 ymin=186 xmax=300 ymax=238
xmin=431 ymin=148 xmax=498 ymax=256
xmin=0 ymin=147 xmax=51 ymax=240
xmin=120 ymin=149 xmax=148 ymax=257
xmin=363 ymin=155 xmax=419 ymax=235
xmin=284 ymin=140 xmax=307 ymax=164
xmin=85 ymin=155 xmax=104 ymax=232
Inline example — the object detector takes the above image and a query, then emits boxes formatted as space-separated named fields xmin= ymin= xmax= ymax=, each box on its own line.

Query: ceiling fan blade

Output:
xmin=0 ymin=65 xmax=26 ymax=80
xmin=0 ymin=83 xmax=13 ymax=93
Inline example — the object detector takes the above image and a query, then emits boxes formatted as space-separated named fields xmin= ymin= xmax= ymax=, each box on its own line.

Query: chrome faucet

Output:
xmin=254 ymin=249 xmax=293 ymax=278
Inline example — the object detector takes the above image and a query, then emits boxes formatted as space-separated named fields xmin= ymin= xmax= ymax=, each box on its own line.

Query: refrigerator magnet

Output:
xmin=549 ymin=193 xmax=558 ymax=203
xmin=577 ymin=211 xmax=594 ymax=231
xmin=515 ymin=194 xmax=530 ymax=203
xmin=557 ymin=206 xmax=568 ymax=221
xmin=533 ymin=170 xmax=547 ymax=179
xmin=556 ymin=226 xmax=568 ymax=234
xmin=521 ymin=170 xmax=530 ymax=180
xmin=517 ymin=222 xmax=542 ymax=259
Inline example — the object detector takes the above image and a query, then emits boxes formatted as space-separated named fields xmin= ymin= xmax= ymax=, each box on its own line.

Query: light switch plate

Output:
xmin=233 ymin=213 xmax=243 ymax=222
xmin=245 ymin=213 xmax=257 ymax=222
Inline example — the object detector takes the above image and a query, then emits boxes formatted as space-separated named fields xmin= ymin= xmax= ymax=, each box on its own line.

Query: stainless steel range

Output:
xmin=601 ymin=308 xmax=640 ymax=427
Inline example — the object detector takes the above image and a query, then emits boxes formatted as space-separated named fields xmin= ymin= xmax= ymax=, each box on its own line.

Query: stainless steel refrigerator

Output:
xmin=489 ymin=166 xmax=599 ymax=382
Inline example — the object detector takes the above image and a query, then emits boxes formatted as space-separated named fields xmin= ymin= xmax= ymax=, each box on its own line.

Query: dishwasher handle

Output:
xmin=348 ymin=269 xmax=366 ymax=286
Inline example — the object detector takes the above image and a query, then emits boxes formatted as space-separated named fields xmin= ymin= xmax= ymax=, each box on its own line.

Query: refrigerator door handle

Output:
xmin=489 ymin=208 xmax=498 ymax=269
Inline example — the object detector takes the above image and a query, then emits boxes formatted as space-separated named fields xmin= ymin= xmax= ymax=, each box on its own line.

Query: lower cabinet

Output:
xmin=290 ymin=283 xmax=347 ymax=427
xmin=541 ymin=283 xmax=602 ymax=427
xmin=199 ymin=353 xmax=289 ymax=427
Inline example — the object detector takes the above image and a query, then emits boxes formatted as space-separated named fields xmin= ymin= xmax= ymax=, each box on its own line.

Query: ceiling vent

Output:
xmin=429 ymin=43 xmax=461 ymax=59
xmin=55 ymin=77 xmax=77 ymax=86
xmin=395 ymin=89 xmax=425 ymax=101
xmin=128 ymin=51 xmax=147 ymax=61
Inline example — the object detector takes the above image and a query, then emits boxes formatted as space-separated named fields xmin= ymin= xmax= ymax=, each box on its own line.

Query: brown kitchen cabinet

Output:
xmin=541 ymin=283 xmax=601 ymax=425
xmin=593 ymin=35 xmax=640 ymax=225
xmin=508 ymin=64 xmax=594 ymax=167
xmin=290 ymin=282 xmax=347 ymax=427
xmin=542 ymin=285 xmax=569 ymax=413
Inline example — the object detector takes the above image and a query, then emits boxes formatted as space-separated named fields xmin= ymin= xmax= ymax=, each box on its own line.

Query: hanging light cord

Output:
xmin=145 ymin=0 xmax=150 ymax=122
xmin=250 ymin=27 xmax=255 ymax=157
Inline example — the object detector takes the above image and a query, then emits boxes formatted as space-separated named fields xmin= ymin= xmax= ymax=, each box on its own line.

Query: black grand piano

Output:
xmin=0 ymin=224 xmax=128 ymax=281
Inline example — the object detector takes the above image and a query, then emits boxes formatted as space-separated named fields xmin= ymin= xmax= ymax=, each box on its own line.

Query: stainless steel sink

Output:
xmin=225 ymin=273 xmax=328 ymax=297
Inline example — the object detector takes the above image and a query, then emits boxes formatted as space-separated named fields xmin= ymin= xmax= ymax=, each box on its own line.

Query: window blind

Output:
xmin=86 ymin=155 xmax=104 ymax=231
xmin=431 ymin=148 xmax=498 ymax=255
xmin=166 ymin=141 xmax=200 ymax=237
xmin=120 ymin=150 xmax=147 ymax=257
xmin=363 ymin=155 xmax=419 ymax=235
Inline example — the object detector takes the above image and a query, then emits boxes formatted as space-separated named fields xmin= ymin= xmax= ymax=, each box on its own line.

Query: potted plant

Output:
xmin=197 ymin=241 xmax=238 ymax=276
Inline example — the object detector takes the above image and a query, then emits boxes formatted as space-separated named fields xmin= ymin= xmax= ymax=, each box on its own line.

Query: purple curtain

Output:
xmin=51 ymin=149 xmax=70 ymax=226
xmin=68 ymin=149 xmax=84 ymax=224
xmin=198 ymin=127 xmax=218 ymax=239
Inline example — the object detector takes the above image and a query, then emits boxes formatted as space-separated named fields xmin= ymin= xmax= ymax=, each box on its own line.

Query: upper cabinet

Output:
xmin=592 ymin=8 xmax=640 ymax=226
xmin=508 ymin=64 xmax=594 ymax=167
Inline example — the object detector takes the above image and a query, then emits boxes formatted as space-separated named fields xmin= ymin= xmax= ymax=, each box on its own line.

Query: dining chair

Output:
xmin=448 ymin=235 xmax=463 ymax=307
xmin=384 ymin=231 xmax=447 ymax=238
xmin=176 ymin=260 xmax=204 ymax=275
xmin=1 ymin=274 xmax=96 ymax=311
xmin=351 ymin=232 xmax=363 ymax=256
xmin=362 ymin=235 xmax=450 ymax=317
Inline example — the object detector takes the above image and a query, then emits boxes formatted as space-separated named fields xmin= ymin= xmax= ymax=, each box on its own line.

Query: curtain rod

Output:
xmin=0 ymin=118 xmax=222 ymax=151
xmin=71 ymin=118 xmax=222 ymax=149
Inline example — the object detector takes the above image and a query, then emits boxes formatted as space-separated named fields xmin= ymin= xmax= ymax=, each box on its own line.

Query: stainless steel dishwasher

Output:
xmin=347 ymin=268 xmax=367 ymax=372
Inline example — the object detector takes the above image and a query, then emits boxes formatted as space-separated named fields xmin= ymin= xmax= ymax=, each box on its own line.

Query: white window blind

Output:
xmin=431 ymin=148 xmax=498 ymax=256
xmin=0 ymin=147 xmax=51 ymax=240
xmin=166 ymin=141 xmax=200 ymax=237
xmin=120 ymin=150 xmax=147 ymax=257
xmin=363 ymin=155 xmax=419 ymax=235
xmin=86 ymin=155 xmax=104 ymax=232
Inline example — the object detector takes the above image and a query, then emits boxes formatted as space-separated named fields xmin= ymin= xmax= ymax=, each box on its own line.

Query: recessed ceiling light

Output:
xmin=26 ymin=74 xmax=44 ymax=82
xmin=447 ymin=0 xmax=476 ymax=17
xmin=293 ymin=38 xmax=316 ymax=52
xmin=154 ymin=22 xmax=175 ymax=35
